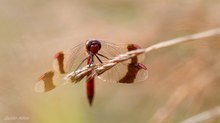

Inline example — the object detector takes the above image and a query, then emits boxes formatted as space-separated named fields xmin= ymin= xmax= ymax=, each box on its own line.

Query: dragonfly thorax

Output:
xmin=86 ymin=40 xmax=102 ymax=55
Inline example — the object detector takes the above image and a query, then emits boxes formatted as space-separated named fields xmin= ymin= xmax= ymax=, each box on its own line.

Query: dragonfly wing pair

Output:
xmin=35 ymin=40 xmax=148 ymax=93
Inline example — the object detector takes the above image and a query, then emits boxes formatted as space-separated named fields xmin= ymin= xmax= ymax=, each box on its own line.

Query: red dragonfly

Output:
xmin=35 ymin=40 xmax=148 ymax=106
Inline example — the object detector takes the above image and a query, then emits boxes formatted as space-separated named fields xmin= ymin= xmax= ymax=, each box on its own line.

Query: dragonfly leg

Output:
xmin=95 ymin=54 xmax=103 ymax=64
xmin=97 ymin=53 xmax=109 ymax=60
xmin=135 ymin=63 xmax=147 ymax=70
xmin=89 ymin=54 xmax=94 ymax=67
xmin=74 ymin=56 xmax=89 ymax=71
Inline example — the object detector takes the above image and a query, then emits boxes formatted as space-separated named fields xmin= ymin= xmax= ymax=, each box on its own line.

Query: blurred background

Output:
xmin=0 ymin=0 xmax=220 ymax=123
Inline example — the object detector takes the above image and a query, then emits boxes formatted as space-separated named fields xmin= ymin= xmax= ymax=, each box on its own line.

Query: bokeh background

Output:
xmin=1 ymin=0 xmax=220 ymax=123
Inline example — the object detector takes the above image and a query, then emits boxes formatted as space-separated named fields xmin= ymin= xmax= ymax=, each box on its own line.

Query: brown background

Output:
xmin=0 ymin=0 xmax=220 ymax=123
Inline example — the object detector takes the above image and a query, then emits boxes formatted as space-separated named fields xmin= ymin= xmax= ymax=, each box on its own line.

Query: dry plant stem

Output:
xmin=144 ymin=28 xmax=220 ymax=53
xmin=180 ymin=106 xmax=220 ymax=123
xmin=65 ymin=28 xmax=220 ymax=82
xmin=111 ymin=28 xmax=220 ymax=62
xmin=65 ymin=65 xmax=93 ymax=83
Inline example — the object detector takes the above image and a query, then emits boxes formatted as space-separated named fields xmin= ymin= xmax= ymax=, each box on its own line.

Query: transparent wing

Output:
xmin=51 ymin=42 xmax=91 ymax=86
xmin=96 ymin=41 xmax=148 ymax=83
xmin=64 ymin=43 xmax=89 ymax=72
xmin=135 ymin=68 xmax=148 ymax=82
xmin=53 ymin=42 xmax=89 ymax=74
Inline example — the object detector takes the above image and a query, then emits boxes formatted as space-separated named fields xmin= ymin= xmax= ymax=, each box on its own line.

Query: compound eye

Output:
xmin=86 ymin=40 xmax=92 ymax=51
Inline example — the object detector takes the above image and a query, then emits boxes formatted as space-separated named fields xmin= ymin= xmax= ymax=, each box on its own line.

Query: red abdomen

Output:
xmin=87 ymin=57 xmax=94 ymax=106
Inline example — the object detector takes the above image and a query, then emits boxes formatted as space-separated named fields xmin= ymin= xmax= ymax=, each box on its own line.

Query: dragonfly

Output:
xmin=35 ymin=39 xmax=148 ymax=106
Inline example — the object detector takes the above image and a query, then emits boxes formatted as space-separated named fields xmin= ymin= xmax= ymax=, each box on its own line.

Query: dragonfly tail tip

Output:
xmin=87 ymin=97 xmax=94 ymax=106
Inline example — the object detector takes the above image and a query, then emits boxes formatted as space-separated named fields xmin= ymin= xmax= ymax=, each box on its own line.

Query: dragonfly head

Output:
xmin=86 ymin=40 xmax=102 ymax=55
